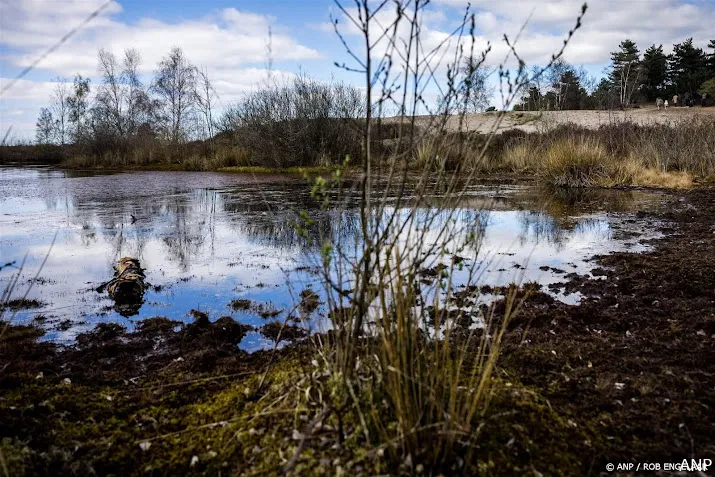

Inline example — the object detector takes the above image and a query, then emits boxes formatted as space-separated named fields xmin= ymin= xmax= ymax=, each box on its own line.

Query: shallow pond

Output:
xmin=0 ymin=166 xmax=666 ymax=350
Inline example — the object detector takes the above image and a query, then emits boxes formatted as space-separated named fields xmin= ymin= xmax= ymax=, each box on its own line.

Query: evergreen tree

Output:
xmin=667 ymin=38 xmax=708 ymax=97
xmin=706 ymin=40 xmax=715 ymax=77
xmin=608 ymin=39 xmax=642 ymax=107
xmin=592 ymin=78 xmax=617 ymax=109
xmin=521 ymin=86 xmax=542 ymax=111
xmin=553 ymin=69 xmax=585 ymax=110
xmin=641 ymin=44 xmax=668 ymax=101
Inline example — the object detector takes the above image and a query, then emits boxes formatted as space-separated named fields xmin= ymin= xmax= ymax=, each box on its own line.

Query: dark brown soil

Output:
xmin=498 ymin=185 xmax=715 ymax=471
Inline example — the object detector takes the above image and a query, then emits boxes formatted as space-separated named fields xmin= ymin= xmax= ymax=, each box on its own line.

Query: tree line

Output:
xmin=516 ymin=37 xmax=715 ymax=111
xmin=35 ymin=47 xmax=217 ymax=147
xmin=34 ymin=37 xmax=715 ymax=146
xmin=33 ymin=45 xmax=368 ymax=169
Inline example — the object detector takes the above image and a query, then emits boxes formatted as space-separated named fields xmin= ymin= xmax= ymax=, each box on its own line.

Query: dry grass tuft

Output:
xmin=501 ymin=141 xmax=535 ymax=172
xmin=539 ymin=137 xmax=611 ymax=187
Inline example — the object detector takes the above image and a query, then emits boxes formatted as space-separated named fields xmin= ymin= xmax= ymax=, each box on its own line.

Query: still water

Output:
xmin=0 ymin=166 xmax=665 ymax=350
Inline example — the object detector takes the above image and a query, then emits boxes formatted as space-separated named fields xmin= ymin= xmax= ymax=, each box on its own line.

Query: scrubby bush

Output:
xmin=220 ymin=75 xmax=365 ymax=168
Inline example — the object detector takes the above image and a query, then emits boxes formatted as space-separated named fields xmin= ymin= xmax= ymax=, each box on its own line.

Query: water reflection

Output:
xmin=0 ymin=167 xmax=665 ymax=348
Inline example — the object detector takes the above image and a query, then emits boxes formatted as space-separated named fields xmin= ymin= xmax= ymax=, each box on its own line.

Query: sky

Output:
xmin=1 ymin=0 xmax=714 ymax=141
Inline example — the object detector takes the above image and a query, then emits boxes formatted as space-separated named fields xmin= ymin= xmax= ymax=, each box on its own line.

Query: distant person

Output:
xmin=664 ymin=99 xmax=669 ymax=110
xmin=656 ymin=98 xmax=664 ymax=110
xmin=673 ymin=94 xmax=678 ymax=107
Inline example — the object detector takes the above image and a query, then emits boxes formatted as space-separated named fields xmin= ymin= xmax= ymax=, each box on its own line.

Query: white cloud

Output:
xmin=435 ymin=0 xmax=715 ymax=66
xmin=0 ymin=1 xmax=320 ymax=77
xmin=0 ymin=78 xmax=57 ymax=102
xmin=0 ymin=0 xmax=323 ymax=139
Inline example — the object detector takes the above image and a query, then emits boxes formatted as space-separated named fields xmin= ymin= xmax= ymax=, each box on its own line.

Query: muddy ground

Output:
xmin=1 ymin=187 xmax=713 ymax=476
xmin=499 ymin=185 xmax=715 ymax=472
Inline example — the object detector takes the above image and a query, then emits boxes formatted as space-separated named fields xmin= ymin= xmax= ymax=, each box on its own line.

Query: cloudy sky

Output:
xmin=1 ymin=0 xmax=714 ymax=140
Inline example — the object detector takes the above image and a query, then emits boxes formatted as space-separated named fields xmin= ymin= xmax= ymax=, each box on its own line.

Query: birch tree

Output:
xmin=51 ymin=79 xmax=70 ymax=145
xmin=36 ymin=108 xmax=55 ymax=144
xmin=67 ymin=75 xmax=91 ymax=142
xmin=194 ymin=67 xmax=217 ymax=146
xmin=152 ymin=47 xmax=197 ymax=143
xmin=96 ymin=48 xmax=125 ymax=135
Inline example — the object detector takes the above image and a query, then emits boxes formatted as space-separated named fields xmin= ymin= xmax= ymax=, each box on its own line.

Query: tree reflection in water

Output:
xmin=0 ymin=168 xmax=666 ymax=341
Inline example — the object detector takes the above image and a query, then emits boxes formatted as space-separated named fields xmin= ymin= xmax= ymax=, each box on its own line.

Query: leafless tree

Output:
xmin=96 ymin=48 xmax=125 ymax=135
xmin=152 ymin=47 xmax=197 ymax=143
xmin=575 ymin=65 xmax=596 ymax=94
xmin=67 ymin=75 xmax=91 ymax=142
xmin=50 ymin=79 xmax=70 ymax=144
xmin=459 ymin=56 xmax=494 ymax=113
xmin=194 ymin=68 xmax=218 ymax=146
xmin=35 ymin=107 xmax=54 ymax=144
xmin=615 ymin=61 xmax=642 ymax=108
xmin=226 ymin=74 xmax=364 ymax=167
xmin=123 ymin=49 xmax=152 ymax=135
xmin=94 ymin=48 xmax=152 ymax=138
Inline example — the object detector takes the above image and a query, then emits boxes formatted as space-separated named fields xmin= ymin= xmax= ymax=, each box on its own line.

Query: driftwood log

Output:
xmin=97 ymin=257 xmax=146 ymax=316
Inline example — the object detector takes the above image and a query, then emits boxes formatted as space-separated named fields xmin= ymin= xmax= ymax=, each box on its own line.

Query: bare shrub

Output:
xmin=223 ymin=75 xmax=365 ymax=167
xmin=293 ymin=1 xmax=589 ymax=473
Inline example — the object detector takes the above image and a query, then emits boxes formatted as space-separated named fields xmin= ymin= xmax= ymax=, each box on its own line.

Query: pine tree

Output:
xmin=608 ymin=39 xmax=642 ymax=107
xmin=706 ymin=40 xmax=715 ymax=77
xmin=592 ymin=78 xmax=617 ymax=109
xmin=553 ymin=69 xmax=585 ymax=110
xmin=667 ymin=38 xmax=708 ymax=98
xmin=641 ymin=44 xmax=668 ymax=101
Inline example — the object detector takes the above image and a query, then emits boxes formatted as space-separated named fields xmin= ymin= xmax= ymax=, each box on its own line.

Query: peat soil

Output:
xmin=0 ymin=187 xmax=713 ymax=476
xmin=499 ymin=185 xmax=715 ymax=472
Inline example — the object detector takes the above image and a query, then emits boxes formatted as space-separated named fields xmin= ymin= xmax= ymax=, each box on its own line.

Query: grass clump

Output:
xmin=501 ymin=141 xmax=533 ymax=172
xmin=610 ymin=156 xmax=693 ymax=188
xmin=230 ymin=298 xmax=253 ymax=311
xmin=486 ymin=130 xmax=695 ymax=189
xmin=536 ymin=137 xmax=694 ymax=189
xmin=539 ymin=137 xmax=612 ymax=187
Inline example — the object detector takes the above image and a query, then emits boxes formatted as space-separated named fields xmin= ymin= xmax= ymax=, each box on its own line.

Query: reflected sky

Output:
xmin=0 ymin=166 xmax=665 ymax=349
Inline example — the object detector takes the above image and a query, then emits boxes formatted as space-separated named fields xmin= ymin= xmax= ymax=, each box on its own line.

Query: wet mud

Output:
xmin=498 ymin=186 xmax=715 ymax=470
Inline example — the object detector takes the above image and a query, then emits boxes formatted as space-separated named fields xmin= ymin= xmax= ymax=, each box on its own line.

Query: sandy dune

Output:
xmin=403 ymin=106 xmax=715 ymax=134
